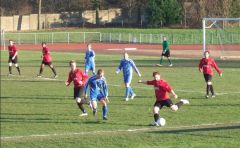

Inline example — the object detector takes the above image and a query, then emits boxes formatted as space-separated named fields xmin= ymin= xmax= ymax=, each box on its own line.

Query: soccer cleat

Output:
xmin=169 ymin=64 xmax=173 ymax=67
xmin=103 ymin=116 xmax=108 ymax=120
xmin=7 ymin=74 xmax=13 ymax=77
xmin=79 ymin=112 xmax=88 ymax=117
xmin=156 ymin=64 xmax=163 ymax=67
xmin=37 ymin=74 xmax=42 ymax=78
xmin=205 ymin=95 xmax=209 ymax=98
xmin=211 ymin=95 xmax=216 ymax=98
xmin=180 ymin=99 xmax=189 ymax=105
xmin=53 ymin=75 xmax=58 ymax=79
xmin=131 ymin=94 xmax=136 ymax=100
xmin=125 ymin=98 xmax=129 ymax=101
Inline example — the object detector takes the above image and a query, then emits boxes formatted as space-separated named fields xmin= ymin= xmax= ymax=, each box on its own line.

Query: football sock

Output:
xmin=93 ymin=108 xmax=96 ymax=116
xmin=168 ymin=58 xmax=172 ymax=64
xmin=102 ymin=105 xmax=108 ymax=117
xmin=125 ymin=87 xmax=130 ymax=98
xmin=175 ymin=101 xmax=183 ymax=108
xmin=16 ymin=66 xmax=21 ymax=75
xmin=129 ymin=87 xmax=134 ymax=96
xmin=154 ymin=113 xmax=160 ymax=122
xmin=77 ymin=103 xmax=86 ymax=113
xmin=39 ymin=67 xmax=43 ymax=75
xmin=51 ymin=67 xmax=57 ymax=75
xmin=210 ymin=85 xmax=215 ymax=95
xmin=160 ymin=58 xmax=163 ymax=64
xmin=206 ymin=84 xmax=210 ymax=95
xmin=9 ymin=66 xmax=12 ymax=74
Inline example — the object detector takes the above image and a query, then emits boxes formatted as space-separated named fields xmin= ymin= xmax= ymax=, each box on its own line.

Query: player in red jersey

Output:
xmin=138 ymin=72 xmax=189 ymax=126
xmin=8 ymin=40 xmax=21 ymax=75
xmin=199 ymin=50 xmax=222 ymax=98
xmin=65 ymin=60 xmax=89 ymax=116
xmin=37 ymin=42 xmax=58 ymax=78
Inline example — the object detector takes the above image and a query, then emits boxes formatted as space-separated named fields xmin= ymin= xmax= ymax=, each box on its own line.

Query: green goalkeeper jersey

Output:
xmin=162 ymin=41 xmax=169 ymax=52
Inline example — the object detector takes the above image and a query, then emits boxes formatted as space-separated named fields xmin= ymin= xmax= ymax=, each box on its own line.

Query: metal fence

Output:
xmin=1 ymin=31 xmax=240 ymax=46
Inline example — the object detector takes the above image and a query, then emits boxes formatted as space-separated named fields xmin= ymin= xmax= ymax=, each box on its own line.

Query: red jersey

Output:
xmin=42 ymin=47 xmax=52 ymax=63
xmin=147 ymin=79 xmax=172 ymax=101
xmin=66 ymin=68 xmax=88 ymax=88
xmin=199 ymin=58 xmax=221 ymax=75
xmin=8 ymin=45 xmax=17 ymax=57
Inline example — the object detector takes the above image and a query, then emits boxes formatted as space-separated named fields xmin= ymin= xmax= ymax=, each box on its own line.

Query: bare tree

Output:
xmin=38 ymin=0 xmax=42 ymax=30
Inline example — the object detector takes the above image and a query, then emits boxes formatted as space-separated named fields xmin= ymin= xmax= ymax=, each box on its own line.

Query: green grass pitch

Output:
xmin=1 ymin=50 xmax=240 ymax=147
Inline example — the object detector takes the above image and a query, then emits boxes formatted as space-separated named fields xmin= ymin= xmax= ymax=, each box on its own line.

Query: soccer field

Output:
xmin=1 ymin=50 xmax=240 ymax=147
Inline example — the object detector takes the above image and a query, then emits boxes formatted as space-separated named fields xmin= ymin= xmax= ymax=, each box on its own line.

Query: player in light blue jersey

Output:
xmin=116 ymin=52 xmax=141 ymax=101
xmin=85 ymin=44 xmax=95 ymax=75
xmin=84 ymin=69 xmax=109 ymax=120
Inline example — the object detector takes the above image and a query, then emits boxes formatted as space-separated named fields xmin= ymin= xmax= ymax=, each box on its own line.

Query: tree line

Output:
xmin=1 ymin=0 xmax=239 ymax=28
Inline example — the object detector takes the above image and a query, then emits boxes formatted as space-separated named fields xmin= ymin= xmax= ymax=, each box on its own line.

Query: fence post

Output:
xmin=52 ymin=32 xmax=54 ymax=44
xmin=119 ymin=33 xmax=121 ymax=43
xmin=1 ymin=29 xmax=6 ymax=50
xmin=139 ymin=34 xmax=141 ymax=44
xmin=67 ymin=32 xmax=70 ymax=44
xmin=33 ymin=33 xmax=36 ymax=44
xmin=128 ymin=33 xmax=131 ymax=43
xmin=84 ymin=32 xmax=86 ymax=43
xmin=110 ymin=33 xmax=112 ymax=43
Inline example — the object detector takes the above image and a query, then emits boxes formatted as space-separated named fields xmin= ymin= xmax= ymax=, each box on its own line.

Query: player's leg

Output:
xmin=91 ymin=100 xmax=98 ymax=116
xmin=74 ymin=87 xmax=88 ymax=116
xmin=38 ymin=62 xmax=45 ymax=77
xmin=152 ymin=102 xmax=161 ymax=126
xmin=85 ymin=64 xmax=89 ymax=75
xmin=169 ymin=99 xmax=189 ymax=111
xmin=91 ymin=64 xmax=96 ymax=75
xmin=13 ymin=57 xmax=21 ymax=75
xmin=160 ymin=55 xmax=164 ymax=65
xmin=49 ymin=63 xmax=58 ymax=78
xmin=8 ymin=56 xmax=13 ymax=75
xmin=166 ymin=51 xmax=172 ymax=66
xmin=204 ymin=74 xmax=212 ymax=98
xmin=99 ymin=98 xmax=108 ymax=120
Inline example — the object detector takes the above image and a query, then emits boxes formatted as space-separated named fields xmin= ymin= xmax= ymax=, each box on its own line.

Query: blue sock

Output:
xmin=129 ymin=87 xmax=134 ymax=96
xmin=102 ymin=105 xmax=108 ymax=117
xmin=125 ymin=87 xmax=130 ymax=98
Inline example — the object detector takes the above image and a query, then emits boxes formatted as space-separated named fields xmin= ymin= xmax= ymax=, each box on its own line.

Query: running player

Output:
xmin=84 ymin=69 xmax=109 ymax=120
xmin=85 ymin=44 xmax=95 ymax=75
xmin=199 ymin=50 xmax=222 ymax=98
xmin=65 ymin=60 xmax=89 ymax=116
xmin=138 ymin=71 xmax=189 ymax=126
xmin=156 ymin=36 xmax=173 ymax=67
xmin=37 ymin=42 xmax=58 ymax=78
xmin=116 ymin=52 xmax=141 ymax=101
xmin=8 ymin=40 xmax=21 ymax=75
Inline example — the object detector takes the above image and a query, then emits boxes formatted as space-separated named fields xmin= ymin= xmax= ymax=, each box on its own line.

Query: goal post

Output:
xmin=202 ymin=18 xmax=240 ymax=59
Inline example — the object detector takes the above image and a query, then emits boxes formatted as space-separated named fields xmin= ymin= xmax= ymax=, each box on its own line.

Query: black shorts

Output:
xmin=41 ymin=60 xmax=52 ymax=66
xmin=162 ymin=50 xmax=170 ymax=57
xmin=74 ymin=87 xmax=84 ymax=99
xmin=204 ymin=74 xmax=212 ymax=82
xmin=154 ymin=99 xmax=173 ymax=109
xmin=8 ymin=56 xmax=18 ymax=64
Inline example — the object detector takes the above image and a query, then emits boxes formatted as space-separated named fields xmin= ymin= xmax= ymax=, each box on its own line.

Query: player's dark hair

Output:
xmin=97 ymin=69 xmax=104 ymax=75
xmin=42 ymin=42 xmax=47 ymax=45
xmin=69 ymin=60 xmax=76 ymax=66
xmin=9 ymin=40 xmax=13 ymax=42
xmin=153 ymin=71 xmax=160 ymax=77
xmin=204 ymin=50 xmax=210 ymax=54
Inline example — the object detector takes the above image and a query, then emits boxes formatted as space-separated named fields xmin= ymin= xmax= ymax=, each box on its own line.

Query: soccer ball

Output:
xmin=157 ymin=117 xmax=166 ymax=126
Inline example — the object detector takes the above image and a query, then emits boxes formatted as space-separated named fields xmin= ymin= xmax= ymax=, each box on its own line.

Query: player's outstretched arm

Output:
xmin=171 ymin=90 xmax=178 ymax=99
xmin=138 ymin=80 xmax=147 ymax=84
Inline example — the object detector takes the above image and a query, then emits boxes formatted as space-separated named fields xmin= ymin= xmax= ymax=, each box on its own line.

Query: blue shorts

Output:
xmin=90 ymin=93 xmax=105 ymax=101
xmin=123 ymin=74 xmax=132 ymax=84
xmin=85 ymin=63 xmax=95 ymax=72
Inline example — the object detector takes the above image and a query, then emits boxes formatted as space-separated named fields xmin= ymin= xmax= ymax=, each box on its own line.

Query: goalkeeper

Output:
xmin=156 ymin=36 xmax=173 ymax=67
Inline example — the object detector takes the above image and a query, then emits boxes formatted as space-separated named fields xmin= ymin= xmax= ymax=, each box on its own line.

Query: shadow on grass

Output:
xmin=147 ymin=125 xmax=240 ymax=138
xmin=1 ymin=96 xmax=70 ymax=100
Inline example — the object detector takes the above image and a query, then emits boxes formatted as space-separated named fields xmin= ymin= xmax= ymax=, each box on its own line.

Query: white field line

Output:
xmin=2 ymin=78 xmax=240 ymax=96
xmin=1 ymin=122 xmax=240 ymax=141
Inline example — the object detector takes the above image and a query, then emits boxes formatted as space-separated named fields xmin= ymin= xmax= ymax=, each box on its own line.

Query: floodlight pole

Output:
xmin=202 ymin=18 xmax=206 ymax=56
